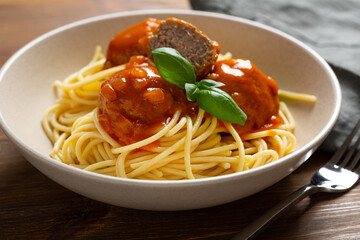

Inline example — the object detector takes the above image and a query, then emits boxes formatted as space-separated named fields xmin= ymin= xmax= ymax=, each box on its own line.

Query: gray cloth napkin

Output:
xmin=191 ymin=0 xmax=360 ymax=152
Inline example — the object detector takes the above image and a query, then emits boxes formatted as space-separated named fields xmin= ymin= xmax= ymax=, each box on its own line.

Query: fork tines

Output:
xmin=329 ymin=119 xmax=360 ymax=172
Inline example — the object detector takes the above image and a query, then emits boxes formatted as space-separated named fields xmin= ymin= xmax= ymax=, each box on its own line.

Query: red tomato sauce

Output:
xmin=99 ymin=19 xmax=281 ymax=146
xmin=98 ymin=56 xmax=198 ymax=145
xmin=239 ymin=114 xmax=284 ymax=139
xmin=208 ymin=58 xmax=280 ymax=135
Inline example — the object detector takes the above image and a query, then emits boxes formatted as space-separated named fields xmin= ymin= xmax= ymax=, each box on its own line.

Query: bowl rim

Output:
xmin=0 ymin=9 xmax=341 ymax=186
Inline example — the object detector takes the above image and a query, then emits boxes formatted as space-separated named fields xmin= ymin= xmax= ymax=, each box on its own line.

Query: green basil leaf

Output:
xmin=152 ymin=47 xmax=196 ymax=89
xmin=185 ymin=83 xmax=198 ymax=102
xmin=196 ymin=87 xmax=247 ymax=125
xmin=153 ymin=47 xmax=247 ymax=126
xmin=197 ymin=79 xmax=225 ymax=89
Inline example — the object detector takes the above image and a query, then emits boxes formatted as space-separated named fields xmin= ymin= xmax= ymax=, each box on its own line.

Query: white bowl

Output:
xmin=0 ymin=10 xmax=341 ymax=210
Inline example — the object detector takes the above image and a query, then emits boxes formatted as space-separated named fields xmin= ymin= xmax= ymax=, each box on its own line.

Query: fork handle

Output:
xmin=231 ymin=184 xmax=320 ymax=240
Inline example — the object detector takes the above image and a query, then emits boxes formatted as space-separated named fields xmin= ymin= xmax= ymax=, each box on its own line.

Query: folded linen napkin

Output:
xmin=191 ymin=0 xmax=360 ymax=152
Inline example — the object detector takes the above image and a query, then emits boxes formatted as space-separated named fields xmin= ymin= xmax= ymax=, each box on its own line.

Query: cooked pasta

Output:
xmin=42 ymin=47 xmax=298 ymax=180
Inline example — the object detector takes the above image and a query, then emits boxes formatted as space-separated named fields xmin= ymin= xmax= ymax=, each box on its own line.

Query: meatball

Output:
xmin=104 ymin=18 xmax=161 ymax=69
xmin=209 ymin=58 xmax=280 ymax=135
xmin=148 ymin=18 xmax=220 ymax=79
xmin=98 ymin=61 xmax=197 ymax=145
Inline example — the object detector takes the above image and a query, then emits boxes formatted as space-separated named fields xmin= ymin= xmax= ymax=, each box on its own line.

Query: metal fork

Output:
xmin=232 ymin=120 xmax=360 ymax=240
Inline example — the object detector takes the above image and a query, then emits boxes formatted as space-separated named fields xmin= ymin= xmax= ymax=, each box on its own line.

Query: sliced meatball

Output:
xmin=148 ymin=18 xmax=220 ymax=79
xmin=104 ymin=18 xmax=161 ymax=69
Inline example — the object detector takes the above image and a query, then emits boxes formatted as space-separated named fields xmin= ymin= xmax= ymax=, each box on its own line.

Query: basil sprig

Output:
xmin=152 ymin=47 xmax=247 ymax=125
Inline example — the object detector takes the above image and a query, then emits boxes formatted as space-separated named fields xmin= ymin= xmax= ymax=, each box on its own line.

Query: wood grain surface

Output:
xmin=1 ymin=1 xmax=360 ymax=239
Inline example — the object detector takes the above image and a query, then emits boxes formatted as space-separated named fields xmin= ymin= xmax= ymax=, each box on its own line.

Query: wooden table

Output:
xmin=1 ymin=1 xmax=359 ymax=239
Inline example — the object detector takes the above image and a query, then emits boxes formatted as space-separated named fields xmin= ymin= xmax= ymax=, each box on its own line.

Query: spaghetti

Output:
xmin=42 ymin=47 xmax=299 ymax=180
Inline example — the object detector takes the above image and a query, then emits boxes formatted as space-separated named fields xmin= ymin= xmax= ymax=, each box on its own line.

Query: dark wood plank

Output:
xmin=2 ymin=146 xmax=360 ymax=239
